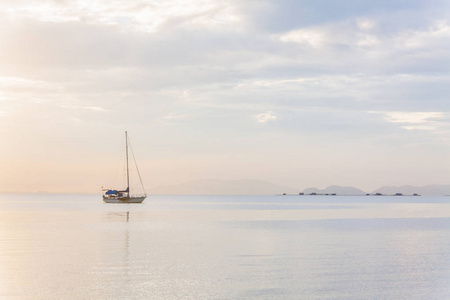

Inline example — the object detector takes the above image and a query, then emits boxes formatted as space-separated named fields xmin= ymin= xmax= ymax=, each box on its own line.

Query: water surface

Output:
xmin=1 ymin=194 xmax=450 ymax=299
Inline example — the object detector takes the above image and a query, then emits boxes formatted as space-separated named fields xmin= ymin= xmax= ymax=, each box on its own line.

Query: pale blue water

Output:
xmin=1 ymin=194 xmax=450 ymax=299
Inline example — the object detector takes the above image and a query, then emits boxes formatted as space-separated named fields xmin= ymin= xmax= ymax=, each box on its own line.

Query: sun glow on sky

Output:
xmin=1 ymin=0 xmax=450 ymax=193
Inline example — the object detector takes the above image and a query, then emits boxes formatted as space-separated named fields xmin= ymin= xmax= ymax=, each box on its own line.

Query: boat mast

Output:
xmin=125 ymin=131 xmax=130 ymax=196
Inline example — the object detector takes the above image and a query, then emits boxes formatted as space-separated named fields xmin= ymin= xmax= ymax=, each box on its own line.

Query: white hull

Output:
xmin=103 ymin=196 xmax=146 ymax=203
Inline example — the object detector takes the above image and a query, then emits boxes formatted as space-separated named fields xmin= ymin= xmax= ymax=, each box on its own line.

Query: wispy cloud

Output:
xmin=255 ymin=111 xmax=277 ymax=123
xmin=279 ymin=28 xmax=326 ymax=47
xmin=2 ymin=0 xmax=242 ymax=33
xmin=61 ymin=105 xmax=109 ymax=112
xmin=373 ymin=111 xmax=445 ymax=131
xmin=0 ymin=76 xmax=54 ymax=90
xmin=155 ymin=113 xmax=191 ymax=125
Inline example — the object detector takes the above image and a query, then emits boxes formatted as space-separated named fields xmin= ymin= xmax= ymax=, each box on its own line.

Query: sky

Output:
xmin=1 ymin=0 xmax=450 ymax=193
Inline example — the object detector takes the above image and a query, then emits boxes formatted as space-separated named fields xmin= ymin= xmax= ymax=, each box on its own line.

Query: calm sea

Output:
xmin=1 ymin=194 xmax=450 ymax=299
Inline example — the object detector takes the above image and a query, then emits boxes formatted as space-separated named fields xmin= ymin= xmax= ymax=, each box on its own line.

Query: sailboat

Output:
xmin=102 ymin=131 xmax=147 ymax=203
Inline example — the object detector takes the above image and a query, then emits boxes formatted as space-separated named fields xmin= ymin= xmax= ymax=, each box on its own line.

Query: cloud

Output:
xmin=155 ymin=113 xmax=190 ymax=125
xmin=373 ymin=111 xmax=446 ymax=131
xmin=255 ymin=111 xmax=277 ymax=123
xmin=1 ymin=0 xmax=243 ymax=33
xmin=279 ymin=28 xmax=326 ymax=47
xmin=0 ymin=76 xmax=56 ymax=91
xmin=61 ymin=105 xmax=109 ymax=112
xmin=356 ymin=18 xmax=377 ymax=31
xmin=383 ymin=112 xmax=444 ymax=124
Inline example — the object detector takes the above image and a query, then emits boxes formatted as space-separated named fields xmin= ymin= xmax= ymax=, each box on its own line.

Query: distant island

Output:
xmin=147 ymin=180 xmax=450 ymax=196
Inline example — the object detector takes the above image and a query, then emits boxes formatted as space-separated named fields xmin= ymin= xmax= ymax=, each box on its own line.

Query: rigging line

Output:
xmin=127 ymin=137 xmax=146 ymax=195
xmin=129 ymin=141 xmax=146 ymax=195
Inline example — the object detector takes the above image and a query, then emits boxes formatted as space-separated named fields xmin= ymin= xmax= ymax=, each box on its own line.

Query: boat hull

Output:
xmin=103 ymin=196 xmax=146 ymax=203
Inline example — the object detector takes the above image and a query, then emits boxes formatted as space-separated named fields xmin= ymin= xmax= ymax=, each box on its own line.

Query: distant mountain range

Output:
xmin=148 ymin=180 xmax=450 ymax=196
xmin=303 ymin=185 xmax=366 ymax=195
xmin=148 ymin=179 xmax=298 ymax=195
